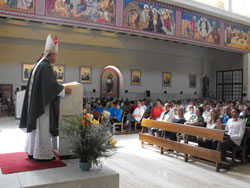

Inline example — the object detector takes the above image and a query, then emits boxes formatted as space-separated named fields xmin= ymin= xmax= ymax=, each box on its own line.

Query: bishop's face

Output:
xmin=50 ymin=54 xmax=58 ymax=65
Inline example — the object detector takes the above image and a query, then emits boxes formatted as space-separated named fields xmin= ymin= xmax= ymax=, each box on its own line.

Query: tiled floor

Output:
xmin=1 ymin=116 xmax=250 ymax=188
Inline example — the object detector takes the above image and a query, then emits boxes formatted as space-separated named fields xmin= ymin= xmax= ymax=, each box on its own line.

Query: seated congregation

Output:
xmin=84 ymin=97 xmax=250 ymax=170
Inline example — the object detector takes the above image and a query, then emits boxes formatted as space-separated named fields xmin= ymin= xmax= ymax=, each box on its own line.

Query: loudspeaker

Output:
xmin=125 ymin=90 xmax=128 ymax=93
xmin=146 ymin=90 xmax=150 ymax=97
xmin=93 ymin=89 xmax=96 ymax=93
xmin=164 ymin=91 xmax=167 ymax=94
xmin=180 ymin=91 xmax=183 ymax=94
xmin=194 ymin=92 xmax=197 ymax=95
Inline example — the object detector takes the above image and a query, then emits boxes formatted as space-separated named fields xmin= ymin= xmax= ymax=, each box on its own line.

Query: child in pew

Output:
xmin=110 ymin=103 xmax=122 ymax=124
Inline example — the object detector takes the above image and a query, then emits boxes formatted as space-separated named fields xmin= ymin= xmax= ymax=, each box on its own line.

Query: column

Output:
xmin=243 ymin=53 xmax=250 ymax=100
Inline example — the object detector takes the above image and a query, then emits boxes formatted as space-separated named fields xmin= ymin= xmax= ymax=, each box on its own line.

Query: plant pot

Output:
xmin=79 ymin=162 xmax=92 ymax=171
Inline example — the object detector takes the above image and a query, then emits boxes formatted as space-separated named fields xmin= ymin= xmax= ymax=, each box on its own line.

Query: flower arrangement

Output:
xmin=60 ymin=113 xmax=115 ymax=168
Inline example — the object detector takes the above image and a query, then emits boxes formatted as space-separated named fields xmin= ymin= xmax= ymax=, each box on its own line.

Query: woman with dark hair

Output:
xmin=173 ymin=108 xmax=185 ymax=124
xmin=149 ymin=99 xmax=163 ymax=120
xmin=174 ymin=108 xmax=186 ymax=142
xmin=198 ymin=109 xmax=221 ymax=149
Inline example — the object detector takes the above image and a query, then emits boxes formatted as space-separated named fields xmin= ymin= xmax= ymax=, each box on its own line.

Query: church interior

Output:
xmin=1 ymin=0 xmax=250 ymax=187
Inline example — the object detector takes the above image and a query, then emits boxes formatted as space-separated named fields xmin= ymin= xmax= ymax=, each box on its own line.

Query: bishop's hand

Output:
xmin=64 ymin=86 xmax=72 ymax=94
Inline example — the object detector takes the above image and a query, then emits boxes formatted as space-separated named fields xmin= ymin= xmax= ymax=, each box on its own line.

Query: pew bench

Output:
xmin=231 ymin=127 xmax=250 ymax=165
xmin=139 ymin=119 xmax=225 ymax=172
xmin=221 ymin=124 xmax=250 ymax=166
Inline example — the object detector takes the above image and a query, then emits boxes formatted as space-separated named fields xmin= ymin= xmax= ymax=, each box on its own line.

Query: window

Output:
xmin=231 ymin=0 xmax=250 ymax=18
xmin=193 ymin=0 xmax=229 ymax=10
xmin=192 ymin=0 xmax=250 ymax=18
xmin=216 ymin=70 xmax=243 ymax=101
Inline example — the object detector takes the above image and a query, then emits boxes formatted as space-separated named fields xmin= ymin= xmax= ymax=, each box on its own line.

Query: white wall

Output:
xmin=0 ymin=21 xmax=243 ymax=101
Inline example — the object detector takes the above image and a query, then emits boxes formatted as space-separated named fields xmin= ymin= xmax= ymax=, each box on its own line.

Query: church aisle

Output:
xmin=0 ymin=117 xmax=250 ymax=188
xmin=105 ymin=135 xmax=250 ymax=188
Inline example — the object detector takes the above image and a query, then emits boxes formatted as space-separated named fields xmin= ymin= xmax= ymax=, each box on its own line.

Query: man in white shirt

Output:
xmin=157 ymin=103 xmax=174 ymax=122
xmin=125 ymin=100 xmax=145 ymax=131
xmin=155 ymin=103 xmax=175 ymax=138
xmin=221 ymin=108 xmax=246 ymax=161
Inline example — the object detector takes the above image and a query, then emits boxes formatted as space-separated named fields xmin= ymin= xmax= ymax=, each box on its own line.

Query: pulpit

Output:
xmin=54 ymin=82 xmax=83 ymax=158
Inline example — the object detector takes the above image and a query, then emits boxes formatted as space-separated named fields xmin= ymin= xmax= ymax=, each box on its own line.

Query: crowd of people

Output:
xmin=85 ymin=97 xmax=250 ymax=163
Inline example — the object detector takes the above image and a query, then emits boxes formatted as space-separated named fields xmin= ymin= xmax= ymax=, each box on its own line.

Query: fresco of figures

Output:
xmin=225 ymin=25 xmax=250 ymax=50
xmin=124 ymin=0 xmax=176 ymax=36
xmin=46 ymin=0 xmax=115 ymax=25
xmin=0 ymin=0 xmax=34 ymax=12
xmin=182 ymin=13 xmax=220 ymax=44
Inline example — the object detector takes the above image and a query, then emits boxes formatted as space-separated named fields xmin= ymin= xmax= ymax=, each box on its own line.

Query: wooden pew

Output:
xmin=221 ymin=124 xmax=250 ymax=165
xmin=139 ymin=119 xmax=225 ymax=172
xmin=231 ymin=127 xmax=250 ymax=165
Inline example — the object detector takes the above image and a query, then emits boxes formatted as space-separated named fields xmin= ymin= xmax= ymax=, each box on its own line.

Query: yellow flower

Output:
xmin=109 ymin=138 xmax=117 ymax=147
xmin=91 ymin=119 xmax=99 ymax=124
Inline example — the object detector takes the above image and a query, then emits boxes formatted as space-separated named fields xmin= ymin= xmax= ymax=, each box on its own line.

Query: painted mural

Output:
xmin=46 ymin=0 xmax=116 ymax=25
xmin=225 ymin=25 xmax=250 ymax=50
xmin=182 ymin=12 xmax=220 ymax=44
xmin=0 ymin=0 xmax=34 ymax=13
xmin=124 ymin=0 xmax=176 ymax=36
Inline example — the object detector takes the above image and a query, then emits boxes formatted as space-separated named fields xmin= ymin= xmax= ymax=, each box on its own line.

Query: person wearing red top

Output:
xmin=150 ymin=99 xmax=163 ymax=120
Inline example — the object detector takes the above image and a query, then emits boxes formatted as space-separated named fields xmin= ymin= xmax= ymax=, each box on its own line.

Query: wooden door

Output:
xmin=0 ymin=84 xmax=13 ymax=105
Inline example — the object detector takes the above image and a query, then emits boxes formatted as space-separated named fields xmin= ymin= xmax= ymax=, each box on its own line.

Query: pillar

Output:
xmin=243 ymin=53 xmax=250 ymax=100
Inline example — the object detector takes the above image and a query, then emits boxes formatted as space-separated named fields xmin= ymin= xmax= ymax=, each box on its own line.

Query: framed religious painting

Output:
xmin=21 ymin=63 xmax=34 ymax=82
xmin=80 ymin=66 xmax=92 ymax=84
xmin=0 ymin=0 xmax=35 ymax=13
xmin=53 ymin=65 xmax=65 ymax=82
xmin=189 ymin=74 xmax=197 ymax=88
xmin=131 ymin=69 xmax=141 ymax=86
xmin=162 ymin=72 xmax=171 ymax=87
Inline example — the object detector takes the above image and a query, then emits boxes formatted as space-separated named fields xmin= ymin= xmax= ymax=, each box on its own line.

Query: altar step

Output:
xmin=0 ymin=159 xmax=119 ymax=188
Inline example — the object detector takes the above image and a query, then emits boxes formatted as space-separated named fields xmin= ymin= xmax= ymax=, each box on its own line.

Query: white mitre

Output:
xmin=44 ymin=34 xmax=58 ymax=55
xmin=32 ymin=34 xmax=58 ymax=76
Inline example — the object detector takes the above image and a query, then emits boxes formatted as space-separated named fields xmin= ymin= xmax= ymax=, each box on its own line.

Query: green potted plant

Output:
xmin=60 ymin=113 xmax=114 ymax=171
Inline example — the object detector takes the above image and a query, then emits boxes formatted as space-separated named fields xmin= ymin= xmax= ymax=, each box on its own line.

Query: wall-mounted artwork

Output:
xmin=46 ymin=0 xmax=116 ymax=25
xmin=225 ymin=24 xmax=250 ymax=50
xmin=53 ymin=64 xmax=65 ymax=82
xmin=189 ymin=74 xmax=196 ymax=88
xmin=131 ymin=69 xmax=141 ymax=86
xmin=182 ymin=12 xmax=220 ymax=44
xmin=162 ymin=72 xmax=171 ymax=87
xmin=80 ymin=66 xmax=91 ymax=84
xmin=0 ymin=0 xmax=35 ymax=13
xmin=124 ymin=0 xmax=176 ymax=36
xmin=22 ymin=63 xmax=33 ymax=82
